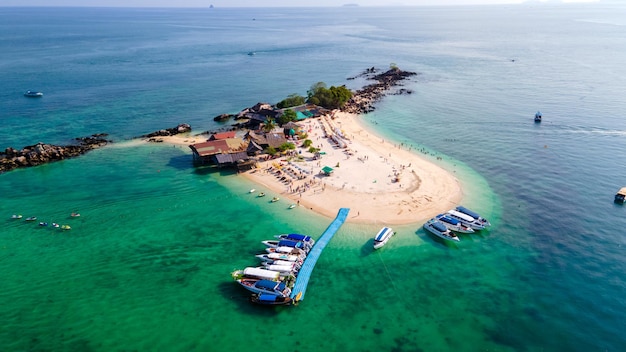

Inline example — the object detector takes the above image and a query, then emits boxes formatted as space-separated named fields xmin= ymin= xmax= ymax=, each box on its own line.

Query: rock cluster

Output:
xmin=0 ymin=134 xmax=110 ymax=173
xmin=341 ymin=67 xmax=417 ymax=114
xmin=142 ymin=123 xmax=192 ymax=138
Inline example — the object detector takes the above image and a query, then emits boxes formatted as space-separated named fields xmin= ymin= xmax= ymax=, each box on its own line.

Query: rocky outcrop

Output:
xmin=213 ymin=113 xmax=234 ymax=122
xmin=0 ymin=134 xmax=110 ymax=173
xmin=142 ymin=123 xmax=192 ymax=138
xmin=341 ymin=67 xmax=417 ymax=114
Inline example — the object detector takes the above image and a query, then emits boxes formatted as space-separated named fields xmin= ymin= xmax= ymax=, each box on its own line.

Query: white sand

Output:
xmin=242 ymin=112 xmax=463 ymax=225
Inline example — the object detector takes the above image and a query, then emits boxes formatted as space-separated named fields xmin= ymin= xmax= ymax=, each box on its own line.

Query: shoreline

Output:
xmin=239 ymin=111 xmax=462 ymax=225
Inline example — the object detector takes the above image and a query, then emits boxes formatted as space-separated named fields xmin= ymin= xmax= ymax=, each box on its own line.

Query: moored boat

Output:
xmin=24 ymin=90 xmax=43 ymax=97
xmin=255 ymin=252 xmax=304 ymax=263
xmin=39 ymin=222 xmax=48 ymax=227
xmin=262 ymin=239 xmax=311 ymax=252
xmin=257 ymin=192 xmax=266 ymax=197
xmin=271 ymin=197 xmax=280 ymax=202
xmin=259 ymin=263 xmax=298 ymax=275
xmin=534 ymin=111 xmax=542 ymax=122
xmin=275 ymin=233 xmax=315 ymax=245
xmin=231 ymin=267 xmax=283 ymax=281
xmin=61 ymin=225 xmax=71 ymax=230
xmin=237 ymin=278 xmax=292 ymax=298
xmin=423 ymin=219 xmax=460 ymax=242
xmin=435 ymin=214 xmax=475 ymax=234
xmin=614 ymin=187 xmax=626 ymax=204
xmin=249 ymin=293 xmax=294 ymax=306
xmin=265 ymin=246 xmax=307 ymax=257
xmin=25 ymin=216 xmax=37 ymax=221
xmin=454 ymin=206 xmax=491 ymax=228
xmin=373 ymin=227 xmax=394 ymax=249
xmin=11 ymin=214 xmax=23 ymax=219
xmin=70 ymin=212 xmax=81 ymax=217
xmin=446 ymin=209 xmax=485 ymax=231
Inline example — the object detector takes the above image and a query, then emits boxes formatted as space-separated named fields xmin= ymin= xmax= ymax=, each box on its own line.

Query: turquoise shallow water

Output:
xmin=2 ymin=5 xmax=626 ymax=351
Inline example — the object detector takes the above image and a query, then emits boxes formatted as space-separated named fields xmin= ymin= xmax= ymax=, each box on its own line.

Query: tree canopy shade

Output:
xmin=276 ymin=94 xmax=306 ymax=109
xmin=306 ymin=82 xmax=352 ymax=109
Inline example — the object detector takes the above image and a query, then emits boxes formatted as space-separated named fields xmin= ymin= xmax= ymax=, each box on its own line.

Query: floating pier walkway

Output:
xmin=290 ymin=208 xmax=350 ymax=301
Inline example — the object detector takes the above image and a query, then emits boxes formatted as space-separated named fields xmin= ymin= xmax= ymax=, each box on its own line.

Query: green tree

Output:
xmin=276 ymin=94 xmax=306 ymax=109
xmin=278 ymin=142 xmax=296 ymax=152
xmin=277 ymin=109 xmax=297 ymax=126
xmin=302 ymin=139 xmax=313 ymax=148
xmin=265 ymin=146 xmax=277 ymax=156
xmin=262 ymin=117 xmax=277 ymax=133
xmin=306 ymin=82 xmax=352 ymax=109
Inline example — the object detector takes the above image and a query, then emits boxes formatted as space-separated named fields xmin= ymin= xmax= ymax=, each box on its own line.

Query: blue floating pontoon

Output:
xmin=290 ymin=208 xmax=350 ymax=301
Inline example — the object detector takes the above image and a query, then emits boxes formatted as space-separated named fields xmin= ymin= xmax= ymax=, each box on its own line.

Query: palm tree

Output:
xmin=262 ymin=117 xmax=276 ymax=133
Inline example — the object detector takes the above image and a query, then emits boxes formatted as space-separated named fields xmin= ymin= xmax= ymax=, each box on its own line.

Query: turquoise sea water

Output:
xmin=1 ymin=4 xmax=626 ymax=351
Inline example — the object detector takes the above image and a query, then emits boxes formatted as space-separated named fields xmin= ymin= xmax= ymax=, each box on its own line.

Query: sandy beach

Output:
xmin=241 ymin=111 xmax=462 ymax=225
xmin=149 ymin=111 xmax=463 ymax=225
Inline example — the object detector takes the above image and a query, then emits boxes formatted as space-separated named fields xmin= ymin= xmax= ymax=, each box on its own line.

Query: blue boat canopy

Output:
xmin=258 ymin=293 xmax=281 ymax=302
xmin=374 ymin=227 xmax=391 ymax=241
xmin=256 ymin=280 xmax=280 ymax=290
xmin=438 ymin=214 xmax=459 ymax=225
xmin=284 ymin=233 xmax=311 ymax=242
xmin=456 ymin=206 xmax=480 ymax=219
xmin=432 ymin=221 xmax=448 ymax=232
xmin=278 ymin=239 xmax=304 ymax=248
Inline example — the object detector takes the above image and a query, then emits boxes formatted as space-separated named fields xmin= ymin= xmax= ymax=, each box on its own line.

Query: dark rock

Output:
xmin=213 ymin=113 xmax=233 ymax=122
xmin=142 ymin=123 xmax=192 ymax=138
xmin=0 ymin=134 xmax=110 ymax=173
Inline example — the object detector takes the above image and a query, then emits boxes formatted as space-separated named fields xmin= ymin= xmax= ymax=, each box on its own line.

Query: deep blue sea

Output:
xmin=1 ymin=4 xmax=626 ymax=351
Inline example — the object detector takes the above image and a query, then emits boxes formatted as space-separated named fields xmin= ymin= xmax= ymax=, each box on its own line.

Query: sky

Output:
xmin=0 ymin=0 xmax=601 ymax=7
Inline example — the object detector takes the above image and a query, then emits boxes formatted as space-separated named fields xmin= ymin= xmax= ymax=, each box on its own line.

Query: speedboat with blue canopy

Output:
xmin=436 ymin=214 xmax=474 ymax=234
xmin=534 ymin=111 xmax=542 ymax=122
xmin=455 ymin=206 xmax=491 ymax=227
xmin=373 ymin=227 xmax=394 ymax=249
xmin=255 ymin=252 xmax=304 ymax=263
xmin=262 ymin=239 xmax=311 ymax=252
xmin=275 ymin=233 xmax=315 ymax=245
xmin=446 ymin=209 xmax=485 ymax=231
xmin=423 ymin=219 xmax=460 ymax=242
xmin=237 ymin=278 xmax=292 ymax=297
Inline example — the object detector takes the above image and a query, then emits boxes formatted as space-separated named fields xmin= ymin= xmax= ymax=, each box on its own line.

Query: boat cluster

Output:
xmin=231 ymin=233 xmax=314 ymax=305
xmin=423 ymin=206 xmax=491 ymax=242
xmin=10 ymin=213 xmax=79 ymax=231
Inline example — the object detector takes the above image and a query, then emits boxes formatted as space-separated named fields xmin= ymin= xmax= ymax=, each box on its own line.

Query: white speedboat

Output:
xmin=255 ymin=252 xmax=303 ymax=263
xmin=446 ymin=210 xmax=485 ymax=231
xmin=435 ymin=214 xmax=474 ymax=234
xmin=259 ymin=263 xmax=298 ymax=275
xmin=231 ymin=267 xmax=283 ymax=281
xmin=455 ymin=206 xmax=491 ymax=228
xmin=274 ymin=233 xmax=314 ymax=245
xmin=265 ymin=246 xmax=307 ymax=257
xmin=11 ymin=214 xmax=23 ymax=219
xmin=24 ymin=91 xmax=43 ymax=97
xmin=262 ymin=239 xmax=311 ymax=252
xmin=423 ymin=219 xmax=460 ymax=242
xmin=373 ymin=227 xmax=394 ymax=249
xmin=236 ymin=278 xmax=292 ymax=298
